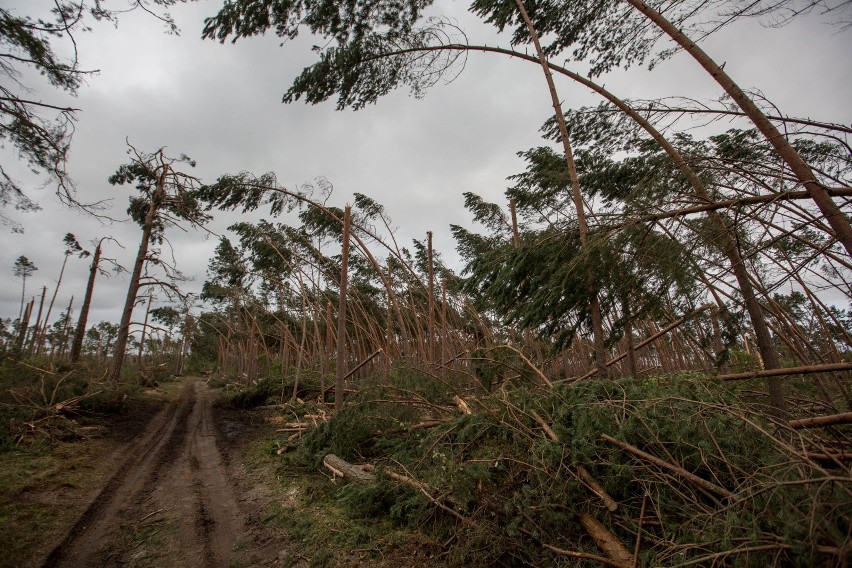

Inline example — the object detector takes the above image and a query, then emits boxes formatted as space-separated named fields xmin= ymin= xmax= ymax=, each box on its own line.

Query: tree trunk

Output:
xmin=137 ymin=294 xmax=152 ymax=366
xmin=58 ymin=295 xmax=74 ymax=359
xmin=514 ymin=0 xmax=609 ymax=377
xmin=335 ymin=205 xmax=351 ymax=411
xmin=427 ymin=230 xmax=436 ymax=365
xmin=36 ymin=254 xmax=70 ymax=355
xmin=110 ymin=171 xmax=165 ymax=382
xmin=626 ymin=0 xmax=852 ymax=257
xmin=16 ymin=300 xmax=34 ymax=353
xmin=71 ymin=242 xmax=101 ymax=363
xmin=28 ymin=286 xmax=47 ymax=355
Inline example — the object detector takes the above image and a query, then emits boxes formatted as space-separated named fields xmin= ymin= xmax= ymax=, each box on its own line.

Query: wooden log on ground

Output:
xmin=789 ymin=411 xmax=852 ymax=430
xmin=323 ymin=454 xmax=375 ymax=484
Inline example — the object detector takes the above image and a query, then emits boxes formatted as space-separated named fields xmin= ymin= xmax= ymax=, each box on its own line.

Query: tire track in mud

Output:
xmin=41 ymin=379 xmax=247 ymax=568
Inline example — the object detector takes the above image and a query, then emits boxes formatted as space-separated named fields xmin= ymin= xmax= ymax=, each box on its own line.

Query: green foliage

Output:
xmin=228 ymin=375 xmax=288 ymax=409
xmin=283 ymin=369 xmax=850 ymax=567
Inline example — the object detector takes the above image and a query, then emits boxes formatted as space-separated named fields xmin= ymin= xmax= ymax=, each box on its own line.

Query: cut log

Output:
xmin=322 ymin=454 xmax=375 ymax=484
xmin=789 ymin=412 xmax=852 ymax=430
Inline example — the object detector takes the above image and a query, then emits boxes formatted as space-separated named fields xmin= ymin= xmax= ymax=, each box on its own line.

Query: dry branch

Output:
xmin=789 ymin=412 xmax=852 ymax=430
xmin=601 ymin=434 xmax=734 ymax=499
xmin=717 ymin=362 xmax=852 ymax=382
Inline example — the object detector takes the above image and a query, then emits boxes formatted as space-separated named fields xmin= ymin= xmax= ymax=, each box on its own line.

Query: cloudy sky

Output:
xmin=1 ymin=0 xmax=851 ymax=329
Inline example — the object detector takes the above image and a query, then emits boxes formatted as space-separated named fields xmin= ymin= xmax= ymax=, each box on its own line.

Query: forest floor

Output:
xmin=1 ymin=376 xmax=294 ymax=568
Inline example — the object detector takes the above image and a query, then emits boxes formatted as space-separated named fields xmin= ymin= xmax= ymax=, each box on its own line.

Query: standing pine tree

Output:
xmin=13 ymin=255 xmax=37 ymax=320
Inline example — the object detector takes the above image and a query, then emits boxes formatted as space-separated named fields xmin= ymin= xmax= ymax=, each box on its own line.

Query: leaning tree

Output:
xmin=107 ymin=145 xmax=209 ymax=382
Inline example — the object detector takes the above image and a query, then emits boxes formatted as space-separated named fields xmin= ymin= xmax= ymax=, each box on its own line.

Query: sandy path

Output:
xmin=42 ymin=379 xmax=249 ymax=568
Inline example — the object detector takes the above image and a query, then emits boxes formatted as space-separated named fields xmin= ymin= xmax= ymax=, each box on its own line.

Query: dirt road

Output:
xmin=42 ymin=379 xmax=253 ymax=568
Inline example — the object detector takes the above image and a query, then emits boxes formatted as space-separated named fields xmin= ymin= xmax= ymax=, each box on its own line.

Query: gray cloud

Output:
xmin=2 ymin=1 xmax=850 ymax=327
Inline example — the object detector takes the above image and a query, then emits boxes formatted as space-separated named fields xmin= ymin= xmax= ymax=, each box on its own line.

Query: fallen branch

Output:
xmin=789 ymin=411 xmax=852 ymax=430
xmin=717 ymin=362 xmax=852 ymax=382
xmin=804 ymin=451 xmax=852 ymax=462
xmin=362 ymin=462 xmax=476 ymax=526
xmin=542 ymin=543 xmax=630 ymax=568
xmin=478 ymin=344 xmax=553 ymax=388
xmin=601 ymin=434 xmax=734 ymax=500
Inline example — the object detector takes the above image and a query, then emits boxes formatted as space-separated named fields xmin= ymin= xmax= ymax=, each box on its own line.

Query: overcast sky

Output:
xmin=1 ymin=0 xmax=850 ymax=329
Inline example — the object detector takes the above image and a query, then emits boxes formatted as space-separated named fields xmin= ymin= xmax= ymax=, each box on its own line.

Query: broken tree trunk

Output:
xmin=323 ymin=454 xmax=375 ymax=484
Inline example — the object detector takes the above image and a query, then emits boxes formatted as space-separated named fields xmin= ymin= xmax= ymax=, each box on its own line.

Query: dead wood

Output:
xmin=601 ymin=434 xmax=734 ymax=500
xmin=322 ymin=454 xmax=375 ymax=484
xmin=542 ymin=543 xmax=630 ymax=567
xmin=531 ymin=411 xmax=559 ymax=441
xmin=453 ymin=395 xmax=473 ymax=415
xmin=565 ymin=304 xmax=713 ymax=383
xmin=578 ymin=465 xmax=619 ymax=513
xmin=577 ymin=512 xmax=633 ymax=568
xmin=789 ymin=412 xmax=852 ymax=430
xmin=717 ymin=362 xmax=852 ymax=382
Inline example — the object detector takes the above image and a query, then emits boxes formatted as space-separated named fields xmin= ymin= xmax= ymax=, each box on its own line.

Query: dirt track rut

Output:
xmin=42 ymin=379 xmax=248 ymax=567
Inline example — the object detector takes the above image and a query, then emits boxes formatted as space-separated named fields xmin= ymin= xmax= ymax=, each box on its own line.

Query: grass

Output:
xmin=0 ymin=435 xmax=121 ymax=567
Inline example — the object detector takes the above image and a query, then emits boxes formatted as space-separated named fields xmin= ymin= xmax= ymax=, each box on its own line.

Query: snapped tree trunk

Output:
xmin=36 ymin=254 xmax=70 ymax=355
xmin=28 ymin=286 xmax=47 ymax=355
xmin=71 ymin=242 xmax=101 ymax=363
xmin=335 ymin=205 xmax=351 ymax=411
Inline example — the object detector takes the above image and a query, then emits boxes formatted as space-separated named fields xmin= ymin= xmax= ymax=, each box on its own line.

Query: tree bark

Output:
xmin=513 ymin=0 xmax=609 ymax=377
xmin=70 ymin=242 xmax=101 ymax=363
xmin=335 ymin=205 xmax=351 ymax=411
xmin=110 ymin=169 xmax=166 ymax=382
